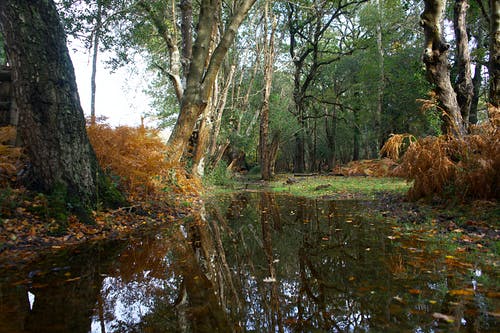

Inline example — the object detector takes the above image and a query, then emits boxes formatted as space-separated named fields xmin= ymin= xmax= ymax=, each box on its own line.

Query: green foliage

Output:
xmin=0 ymin=33 xmax=6 ymax=64
xmin=204 ymin=161 xmax=234 ymax=187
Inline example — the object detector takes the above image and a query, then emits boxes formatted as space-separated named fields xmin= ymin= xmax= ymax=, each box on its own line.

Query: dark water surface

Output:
xmin=0 ymin=192 xmax=498 ymax=332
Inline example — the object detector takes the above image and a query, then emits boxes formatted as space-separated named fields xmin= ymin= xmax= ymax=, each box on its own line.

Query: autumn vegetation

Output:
xmin=383 ymin=106 xmax=499 ymax=201
xmin=86 ymin=120 xmax=200 ymax=200
xmin=0 ymin=126 xmax=22 ymax=187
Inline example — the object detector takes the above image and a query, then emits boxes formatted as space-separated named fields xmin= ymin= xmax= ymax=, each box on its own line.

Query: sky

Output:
xmin=69 ymin=46 xmax=152 ymax=127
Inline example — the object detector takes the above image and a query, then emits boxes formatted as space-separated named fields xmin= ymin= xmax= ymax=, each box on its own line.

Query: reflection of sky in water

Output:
xmin=28 ymin=291 xmax=35 ymax=310
xmin=90 ymin=272 xmax=179 ymax=332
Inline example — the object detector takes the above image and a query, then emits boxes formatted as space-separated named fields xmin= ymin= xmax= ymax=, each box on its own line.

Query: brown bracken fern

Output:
xmin=0 ymin=126 xmax=23 ymax=186
xmin=87 ymin=122 xmax=200 ymax=200
xmin=385 ymin=106 xmax=499 ymax=201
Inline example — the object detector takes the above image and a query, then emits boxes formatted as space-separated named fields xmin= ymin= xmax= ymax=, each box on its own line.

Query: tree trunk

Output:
xmin=294 ymin=125 xmax=306 ymax=173
xmin=0 ymin=0 xmax=123 ymax=217
xmin=470 ymin=28 xmax=484 ymax=124
xmin=421 ymin=0 xmax=466 ymax=137
xmin=259 ymin=0 xmax=275 ymax=181
xmin=375 ymin=0 xmax=385 ymax=151
xmin=166 ymin=0 xmax=256 ymax=164
xmin=90 ymin=0 xmax=103 ymax=125
xmin=180 ymin=0 xmax=193 ymax=75
xmin=325 ymin=106 xmax=337 ymax=170
xmin=490 ymin=0 xmax=500 ymax=107
xmin=353 ymin=111 xmax=360 ymax=161
xmin=209 ymin=64 xmax=235 ymax=157
xmin=453 ymin=0 xmax=474 ymax=126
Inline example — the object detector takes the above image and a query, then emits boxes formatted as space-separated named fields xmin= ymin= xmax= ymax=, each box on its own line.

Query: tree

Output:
xmin=0 ymin=0 xmax=122 ymax=220
xmin=287 ymin=0 xmax=367 ymax=173
xmin=420 ymin=0 xmax=466 ymax=137
xmin=490 ymin=0 xmax=500 ymax=107
xmin=58 ymin=0 xmax=130 ymax=125
xmin=259 ymin=0 xmax=278 ymax=181
xmin=453 ymin=0 xmax=474 ymax=125
xmin=151 ymin=0 xmax=257 ymax=164
xmin=114 ymin=0 xmax=256 ymax=173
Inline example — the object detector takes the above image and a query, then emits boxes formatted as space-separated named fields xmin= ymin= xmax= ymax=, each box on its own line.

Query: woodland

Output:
xmin=0 ymin=0 xmax=498 ymax=265
xmin=0 ymin=0 xmax=499 ymax=331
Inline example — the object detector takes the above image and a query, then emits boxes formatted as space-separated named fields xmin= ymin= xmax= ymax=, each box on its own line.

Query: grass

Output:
xmin=268 ymin=175 xmax=411 ymax=199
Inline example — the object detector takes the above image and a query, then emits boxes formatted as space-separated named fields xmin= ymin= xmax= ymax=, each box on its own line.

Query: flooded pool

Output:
xmin=0 ymin=192 xmax=498 ymax=332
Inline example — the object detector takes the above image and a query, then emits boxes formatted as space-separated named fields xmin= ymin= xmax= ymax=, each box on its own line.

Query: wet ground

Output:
xmin=0 ymin=192 xmax=498 ymax=332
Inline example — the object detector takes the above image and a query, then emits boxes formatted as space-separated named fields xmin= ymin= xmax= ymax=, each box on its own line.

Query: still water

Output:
xmin=0 ymin=192 xmax=498 ymax=332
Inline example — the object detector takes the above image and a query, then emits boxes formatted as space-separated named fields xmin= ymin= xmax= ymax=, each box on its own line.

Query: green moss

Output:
xmin=268 ymin=175 xmax=410 ymax=199
xmin=97 ymin=173 xmax=127 ymax=209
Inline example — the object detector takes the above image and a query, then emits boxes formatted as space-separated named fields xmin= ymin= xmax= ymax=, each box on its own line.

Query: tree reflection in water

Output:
xmin=0 ymin=192 xmax=498 ymax=332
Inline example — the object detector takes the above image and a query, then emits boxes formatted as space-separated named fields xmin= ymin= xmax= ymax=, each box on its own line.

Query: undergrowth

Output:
xmin=87 ymin=122 xmax=200 ymax=201
xmin=382 ymin=106 xmax=499 ymax=201
xmin=203 ymin=161 xmax=235 ymax=187
xmin=0 ymin=126 xmax=22 ymax=187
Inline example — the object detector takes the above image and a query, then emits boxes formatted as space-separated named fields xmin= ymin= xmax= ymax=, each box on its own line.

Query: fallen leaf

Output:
xmin=449 ymin=289 xmax=474 ymax=296
xmin=65 ymin=277 xmax=81 ymax=282
xmin=432 ymin=312 xmax=455 ymax=323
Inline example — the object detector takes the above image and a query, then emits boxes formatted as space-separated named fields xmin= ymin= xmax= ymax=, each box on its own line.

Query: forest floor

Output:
xmin=0 ymin=187 xmax=200 ymax=267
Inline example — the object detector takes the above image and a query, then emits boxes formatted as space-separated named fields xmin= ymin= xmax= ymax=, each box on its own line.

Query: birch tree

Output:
xmin=420 ymin=0 xmax=466 ymax=136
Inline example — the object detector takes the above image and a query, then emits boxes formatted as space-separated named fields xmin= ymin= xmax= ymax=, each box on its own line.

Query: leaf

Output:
xmin=432 ymin=312 xmax=455 ymax=323
xmin=65 ymin=277 xmax=81 ymax=282
xmin=449 ymin=289 xmax=474 ymax=296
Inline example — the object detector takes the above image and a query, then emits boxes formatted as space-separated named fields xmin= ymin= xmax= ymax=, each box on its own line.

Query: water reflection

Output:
xmin=0 ymin=192 xmax=498 ymax=332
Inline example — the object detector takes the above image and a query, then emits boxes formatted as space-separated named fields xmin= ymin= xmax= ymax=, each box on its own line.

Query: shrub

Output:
xmin=204 ymin=161 xmax=233 ymax=186
xmin=87 ymin=122 xmax=200 ymax=200
xmin=386 ymin=107 xmax=500 ymax=201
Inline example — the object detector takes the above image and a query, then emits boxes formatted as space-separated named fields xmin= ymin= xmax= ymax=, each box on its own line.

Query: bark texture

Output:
xmin=421 ymin=0 xmax=466 ymax=137
xmin=453 ymin=0 xmax=473 ymax=125
xmin=0 ymin=0 xmax=119 ymax=213
xmin=259 ymin=0 xmax=276 ymax=181
xmin=490 ymin=0 xmax=500 ymax=107
xmin=470 ymin=27 xmax=484 ymax=124
xmin=167 ymin=0 xmax=257 ymax=163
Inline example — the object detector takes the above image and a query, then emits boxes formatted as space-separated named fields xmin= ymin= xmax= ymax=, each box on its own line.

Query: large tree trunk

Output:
xmin=167 ymin=0 xmax=256 ymax=164
xmin=180 ymin=0 xmax=193 ymax=75
xmin=0 ymin=0 xmax=121 ymax=217
xmin=490 ymin=0 xmax=500 ymax=107
xmin=453 ymin=0 xmax=474 ymax=125
xmin=421 ymin=0 xmax=466 ymax=137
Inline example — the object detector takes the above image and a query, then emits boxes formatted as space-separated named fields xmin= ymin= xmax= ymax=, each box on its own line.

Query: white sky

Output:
xmin=69 ymin=46 xmax=153 ymax=127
